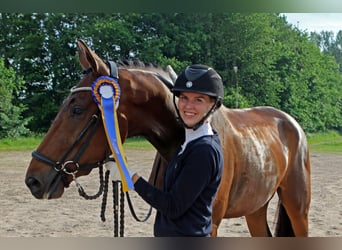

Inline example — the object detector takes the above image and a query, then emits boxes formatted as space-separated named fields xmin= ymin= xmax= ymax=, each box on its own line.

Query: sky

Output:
xmin=282 ymin=13 xmax=342 ymax=35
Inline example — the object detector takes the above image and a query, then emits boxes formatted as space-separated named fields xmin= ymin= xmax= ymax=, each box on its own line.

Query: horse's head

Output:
xmin=25 ymin=40 xmax=183 ymax=199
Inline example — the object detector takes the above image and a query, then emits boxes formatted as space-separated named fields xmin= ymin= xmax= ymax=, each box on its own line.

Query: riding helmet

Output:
xmin=172 ymin=64 xmax=224 ymax=107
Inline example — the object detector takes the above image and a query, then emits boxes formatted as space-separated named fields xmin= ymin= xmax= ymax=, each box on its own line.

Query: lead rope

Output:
xmin=79 ymin=168 xmax=125 ymax=237
xmin=100 ymin=170 xmax=110 ymax=222
xmin=75 ymin=166 xmax=112 ymax=228
xmin=75 ymin=162 xmax=126 ymax=237
xmin=76 ymin=165 xmax=107 ymax=200
xmin=109 ymin=179 xmax=153 ymax=237
xmin=100 ymin=179 xmax=124 ymax=237
xmin=112 ymin=180 xmax=120 ymax=237
xmin=111 ymin=155 xmax=163 ymax=235
xmin=120 ymin=182 xmax=125 ymax=236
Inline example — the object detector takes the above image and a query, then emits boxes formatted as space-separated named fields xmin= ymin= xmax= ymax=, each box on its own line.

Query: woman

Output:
xmin=131 ymin=64 xmax=224 ymax=237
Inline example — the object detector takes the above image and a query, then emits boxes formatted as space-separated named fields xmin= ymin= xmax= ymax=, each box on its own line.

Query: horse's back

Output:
xmin=211 ymin=106 xmax=310 ymax=217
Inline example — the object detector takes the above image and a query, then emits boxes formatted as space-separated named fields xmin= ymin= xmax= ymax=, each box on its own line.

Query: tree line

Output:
xmin=0 ymin=13 xmax=341 ymax=138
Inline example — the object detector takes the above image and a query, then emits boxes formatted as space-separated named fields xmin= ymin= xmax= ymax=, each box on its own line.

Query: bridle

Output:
xmin=31 ymin=61 xmax=165 ymax=236
xmin=31 ymin=86 xmax=110 ymax=187
xmin=31 ymin=61 xmax=175 ymax=185
xmin=31 ymin=61 xmax=120 ymax=186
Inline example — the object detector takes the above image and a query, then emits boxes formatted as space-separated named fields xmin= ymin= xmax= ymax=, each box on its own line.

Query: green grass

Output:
xmin=123 ymin=136 xmax=153 ymax=150
xmin=0 ymin=136 xmax=153 ymax=152
xmin=307 ymin=130 xmax=342 ymax=154
xmin=0 ymin=136 xmax=43 ymax=151
xmin=1 ymin=130 xmax=341 ymax=153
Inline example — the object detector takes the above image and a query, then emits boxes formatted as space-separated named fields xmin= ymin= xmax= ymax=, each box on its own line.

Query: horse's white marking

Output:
xmin=240 ymin=127 xmax=272 ymax=172
xmin=43 ymin=192 xmax=49 ymax=199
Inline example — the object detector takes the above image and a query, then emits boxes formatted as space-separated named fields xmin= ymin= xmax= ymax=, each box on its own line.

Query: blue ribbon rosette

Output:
xmin=92 ymin=76 xmax=134 ymax=192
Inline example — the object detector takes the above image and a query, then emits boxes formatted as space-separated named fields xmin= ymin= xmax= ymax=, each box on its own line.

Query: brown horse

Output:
xmin=25 ymin=40 xmax=311 ymax=237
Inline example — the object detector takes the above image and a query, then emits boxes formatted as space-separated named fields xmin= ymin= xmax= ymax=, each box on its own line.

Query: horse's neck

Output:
xmin=147 ymin=130 xmax=183 ymax=162
xmin=125 ymin=70 xmax=184 ymax=161
xmin=143 ymin=103 xmax=184 ymax=161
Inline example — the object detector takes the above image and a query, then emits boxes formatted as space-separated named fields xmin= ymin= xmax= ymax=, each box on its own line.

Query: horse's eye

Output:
xmin=71 ymin=105 xmax=84 ymax=116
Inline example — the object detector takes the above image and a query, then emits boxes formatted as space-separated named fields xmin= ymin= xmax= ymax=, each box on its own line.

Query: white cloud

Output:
xmin=282 ymin=13 xmax=342 ymax=35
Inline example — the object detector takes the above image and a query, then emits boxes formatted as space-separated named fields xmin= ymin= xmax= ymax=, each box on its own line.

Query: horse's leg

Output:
xmin=210 ymin=202 xmax=226 ymax=237
xmin=245 ymin=202 xmax=272 ymax=237
xmin=276 ymin=184 xmax=310 ymax=236
xmin=211 ymin=223 xmax=219 ymax=237
xmin=211 ymin=213 xmax=224 ymax=237
xmin=210 ymin=195 xmax=229 ymax=237
xmin=273 ymin=119 xmax=311 ymax=237
xmin=274 ymin=197 xmax=295 ymax=236
xmin=275 ymin=151 xmax=310 ymax=237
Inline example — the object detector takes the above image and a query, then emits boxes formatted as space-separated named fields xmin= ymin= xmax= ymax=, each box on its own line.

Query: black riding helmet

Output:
xmin=173 ymin=64 xmax=224 ymax=108
xmin=172 ymin=64 xmax=224 ymax=130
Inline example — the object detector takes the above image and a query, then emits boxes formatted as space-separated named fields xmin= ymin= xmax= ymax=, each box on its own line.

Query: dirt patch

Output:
xmin=0 ymin=149 xmax=341 ymax=237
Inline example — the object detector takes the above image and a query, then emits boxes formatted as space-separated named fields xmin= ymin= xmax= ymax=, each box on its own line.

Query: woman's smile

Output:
xmin=178 ymin=92 xmax=214 ymax=128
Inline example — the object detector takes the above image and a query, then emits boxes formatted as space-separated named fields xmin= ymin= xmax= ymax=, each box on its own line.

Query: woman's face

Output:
xmin=177 ymin=92 xmax=215 ymax=128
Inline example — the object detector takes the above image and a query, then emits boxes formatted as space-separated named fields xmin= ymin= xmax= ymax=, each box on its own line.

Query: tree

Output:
xmin=310 ymin=30 xmax=342 ymax=73
xmin=0 ymin=13 xmax=341 ymax=134
xmin=0 ymin=58 xmax=31 ymax=138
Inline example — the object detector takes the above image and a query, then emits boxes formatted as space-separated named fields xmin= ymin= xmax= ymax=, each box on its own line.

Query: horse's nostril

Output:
xmin=26 ymin=176 xmax=38 ymax=188
xmin=25 ymin=177 xmax=43 ymax=198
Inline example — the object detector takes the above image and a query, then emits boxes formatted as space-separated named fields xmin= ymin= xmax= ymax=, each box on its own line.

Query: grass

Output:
xmin=122 ymin=136 xmax=153 ymax=150
xmin=0 ymin=136 xmax=153 ymax=152
xmin=307 ymin=130 xmax=342 ymax=154
xmin=1 ymin=131 xmax=341 ymax=153
xmin=0 ymin=136 xmax=43 ymax=151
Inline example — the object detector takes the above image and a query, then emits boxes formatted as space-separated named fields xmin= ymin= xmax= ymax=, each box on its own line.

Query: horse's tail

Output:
xmin=274 ymin=199 xmax=295 ymax=236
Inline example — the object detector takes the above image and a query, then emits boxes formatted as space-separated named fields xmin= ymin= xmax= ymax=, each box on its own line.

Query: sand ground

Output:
xmin=0 ymin=149 xmax=341 ymax=237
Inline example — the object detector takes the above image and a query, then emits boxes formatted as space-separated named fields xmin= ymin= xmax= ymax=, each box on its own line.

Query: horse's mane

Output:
xmin=117 ymin=59 xmax=174 ymax=89
xmin=117 ymin=59 xmax=159 ymax=69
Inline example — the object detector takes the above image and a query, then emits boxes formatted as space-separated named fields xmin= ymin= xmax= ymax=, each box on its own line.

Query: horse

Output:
xmin=25 ymin=39 xmax=311 ymax=237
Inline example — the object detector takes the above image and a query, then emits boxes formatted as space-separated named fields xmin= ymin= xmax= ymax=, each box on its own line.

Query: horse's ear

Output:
xmin=166 ymin=65 xmax=177 ymax=83
xmin=77 ymin=39 xmax=108 ymax=75
xmin=77 ymin=39 xmax=92 ymax=70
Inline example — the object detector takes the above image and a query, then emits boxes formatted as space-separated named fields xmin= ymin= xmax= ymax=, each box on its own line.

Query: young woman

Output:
xmin=131 ymin=64 xmax=224 ymax=237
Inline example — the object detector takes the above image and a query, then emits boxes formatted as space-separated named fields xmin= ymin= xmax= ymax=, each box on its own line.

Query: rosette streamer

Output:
xmin=92 ymin=76 xmax=134 ymax=192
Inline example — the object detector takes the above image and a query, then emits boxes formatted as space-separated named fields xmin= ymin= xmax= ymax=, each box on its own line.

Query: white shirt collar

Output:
xmin=179 ymin=122 xmax=213 ymax=154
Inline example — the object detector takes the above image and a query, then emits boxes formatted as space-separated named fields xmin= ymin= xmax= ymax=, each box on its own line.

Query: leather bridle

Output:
xmin=30 ymin=61 xmax=167 ymax=233
xmin=31 ymin=61 xmax=121 ymax=187
xmin=31 ymin=112 xmax=109 ymax=186
xmin=31 ymin=83 xmax=111 ymax=187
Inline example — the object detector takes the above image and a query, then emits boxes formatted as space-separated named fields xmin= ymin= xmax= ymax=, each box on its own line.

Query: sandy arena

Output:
xmin=0 ymin=149 xmax=341 ymax=237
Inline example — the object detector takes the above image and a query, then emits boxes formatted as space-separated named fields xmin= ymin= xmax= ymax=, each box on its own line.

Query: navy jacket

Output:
xmin=134 ymin=133 xmax=223 ymax=236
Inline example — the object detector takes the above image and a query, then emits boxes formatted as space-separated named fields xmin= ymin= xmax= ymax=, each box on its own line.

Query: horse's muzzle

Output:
xmin=25 ymin=173 xmax=64 ymax=199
